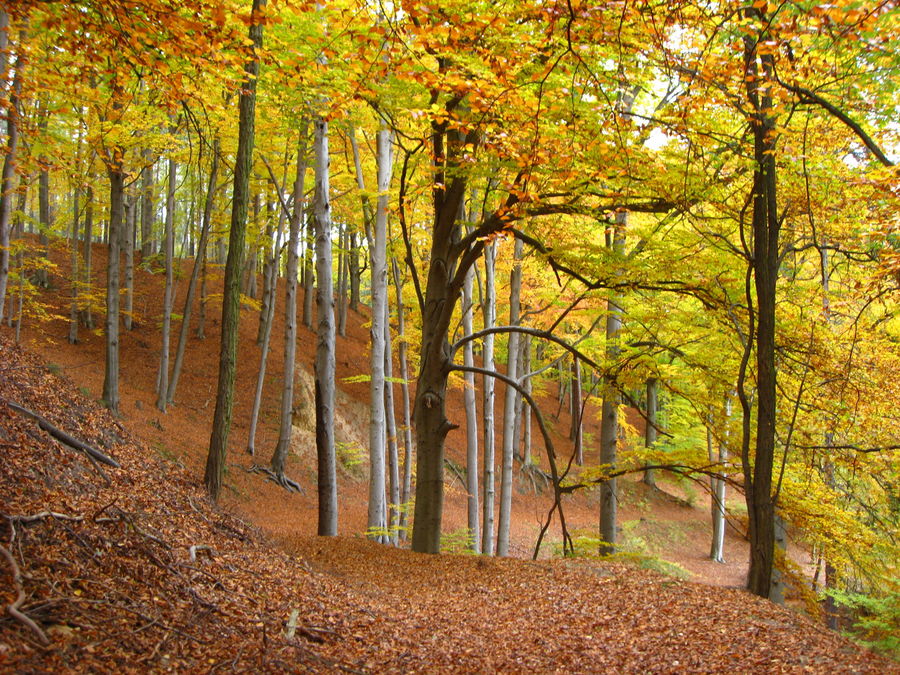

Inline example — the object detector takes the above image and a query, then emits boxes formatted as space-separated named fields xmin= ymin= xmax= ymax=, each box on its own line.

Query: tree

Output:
xmin=205 ymin=0 xmax=266 ymax=502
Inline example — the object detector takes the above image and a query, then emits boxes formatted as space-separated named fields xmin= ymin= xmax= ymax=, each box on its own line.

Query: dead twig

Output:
xmin=189 ymin=544 xmax=214 ymax=563
xmin=0 ymin=542 xmax=50 ymax=645
xmin=5 ymin=511 xmax=84 ymax=543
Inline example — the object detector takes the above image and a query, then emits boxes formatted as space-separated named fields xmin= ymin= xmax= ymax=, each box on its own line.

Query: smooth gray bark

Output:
xmin=271 ymin=125 xmax=309 ymax=478
xmin=156 ymin=155 xmax=176 ymax=411
xmin=102 ymin=166 xmax=125 ymax=415
xmin=366 ymin=122 xmax=392 ymax=542
xmin=497 ymin=238 xmax=524 ymax=556
xmin=122 ymin=194 xmax=135 ymax=330
xmin=0 ymin=30 xmax=23 ymax=324
xmin=313 ymin=114 xmax=338 ymax=536
xmin=462 ymin=259 xmax=480 ymax=552
xmin=481 ymin=241 xmax=497 ymax=556
xmin=391 ymin=257 xmax=414 ymax=539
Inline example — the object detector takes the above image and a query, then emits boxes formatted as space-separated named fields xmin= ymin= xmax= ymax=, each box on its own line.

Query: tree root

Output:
xmin=246 ymin=464 xmax=304 ymax=494
xmin=520 ymin=462 xmax=550 ymax=493
xmin=0 ymin=542 xmax=50 ymax=646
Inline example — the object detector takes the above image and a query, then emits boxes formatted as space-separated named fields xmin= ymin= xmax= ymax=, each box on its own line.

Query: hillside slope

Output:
xmin=2 ymin=333 xmax=897 ymax=671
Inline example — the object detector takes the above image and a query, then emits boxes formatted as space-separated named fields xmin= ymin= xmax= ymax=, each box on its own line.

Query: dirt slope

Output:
xmin=1 ymin=334 xmax=896 ymax=673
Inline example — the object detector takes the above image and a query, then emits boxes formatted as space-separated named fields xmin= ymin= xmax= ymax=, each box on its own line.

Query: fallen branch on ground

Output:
xmin=1 ymin=398 xmax=120 ymax=468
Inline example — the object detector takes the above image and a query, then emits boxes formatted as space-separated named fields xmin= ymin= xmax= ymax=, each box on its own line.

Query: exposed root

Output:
xmin=245 ymin=464 xmax=304 ymax=494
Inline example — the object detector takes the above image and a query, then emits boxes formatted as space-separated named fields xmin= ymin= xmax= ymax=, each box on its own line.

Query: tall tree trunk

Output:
xmin=384 ymin=301 xmax=400 ymax=545
xmin=271 ymin=124 xmax=309 ymax=479
xmin=0 ymin=30 xmax=24 ymax=322
xmin=599 ymin=212 xmax=625 ymax=555
xmin=521 ymin=332 xmax=533 ymax=465
xmin=246 ymin=239 xmax=278 ymax=455
xmin=742 ymin=9 xmax=780 ymax=598
xmin=122 ymin=193 xmax=135 ymax=330
xmin=243 ymin=194 xmax=259 ymax=300
xmin=140 ymin=152 xmax=154 ymax=260
xmin=204 ymin=0 xmax=265 ymax=502
xmin=257 ymin=195 xmax=279 ymax=344
xmin=366 ymin=122 xmax=392 ymax=542
xmin=302 ymin=211 xmax=314 ymax=329
xmin=571 ymin=357 xmax=583 ymax=465
xmin=497 ymin=237 xmax=523 ymax=556
xmin=313 ymin=113 xmax=338 ymax=536
xmin=348 ymin=231 xmax=360 ymax=312
xmin=462 ymin=256 xmax=480 ymax=552
xmin=643 ymin=377 xmax=658 ymax=487
xmin=391 ymin=257 xmax=414 ymax=540
xmin=168 ymin=140 xmax=220 ymax=403
xmin=81 ymin=185 xmax=94 ymax=330
xmin=156 ymin=155 xmax=177 ymax=411
xmin=68 ymin=185 xmax=81 ymax=344
xmin=36 ymin=146 xmax=51 ymax=289
xmin=708 ymin=402 xmax=728 ymax=563
xmin=102 ymin=164 xmax=125 ymax=415
xmin=480 ymin=241 xmax=497 ymax=556
xmin=336 ymin=224 xmax=348 ymax=337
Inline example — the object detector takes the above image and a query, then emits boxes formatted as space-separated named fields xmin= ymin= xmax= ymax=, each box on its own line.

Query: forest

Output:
xmin=1 ymin=0 xmax=899 ymax=666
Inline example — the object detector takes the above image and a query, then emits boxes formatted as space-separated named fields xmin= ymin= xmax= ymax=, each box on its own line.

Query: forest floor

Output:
xmin=2 ymin=238 xmax=896 ymax=672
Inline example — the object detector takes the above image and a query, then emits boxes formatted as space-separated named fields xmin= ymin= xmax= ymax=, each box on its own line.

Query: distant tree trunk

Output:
xmin=168 ymin=140 xmax=220 ymax=403
xmin=243 ymin=194 xmax=260 ymax=300
xmin=67 ymin=186 xmax=81 ymax=344
xmin=708 ymin=403 xmax=728 ymax=563
xmin=481 ymin=241 xmax=497 ymax=556
xmin=102 ymin=163 xmax=125 ymax=415
xmin=571 ymin=357 xmax=583 ymax=465
xmin=599 ymin=211 xmax=625 ymax=555
xmin=336 ymin=224 xmax=348 ymax=337
xmin=348 ymin=231 xmax=360 ymax=311
xmin=81 ymin=186 xmax=94 ymax=330
xmin=140 ymin=153 xmax=154 ymax=260
xmin=156 ymin=155 xmax=177 ymax=411
xmin=271 ymin=124 xmax=309 ymax=479
xmin=384 ymin=301 xmax=400 ymax=545
xmin=462 ymin=256 xmax=480 ymax=552
xmin=520 ymin=332 xmax=533 ymax=465
xmin=313 ymin=111 xmax=338 ymax=535
xmin=643 ymin=377 xmax=658 ymax=487
xmin=36 ymin=151 xmax=51 ymax=289
xmin=246 ymin=234 xmax=278 ymax=456
xmin=122 ymin=193 xmax=135 ymax=330
xmin=204 ymin=0 xmax=265 ymax=502
xmin=257 ymin=195 xmax=278 ymax=345
xmin=497 ymin=237 xmax=523 ymax=556
xmin=391 ymin=257 xmax=414 ymax=539
xmin=302 ymin=211 xmax=314 ymax=329
xmin=197 ymin=248 xmax=208 ymax=339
